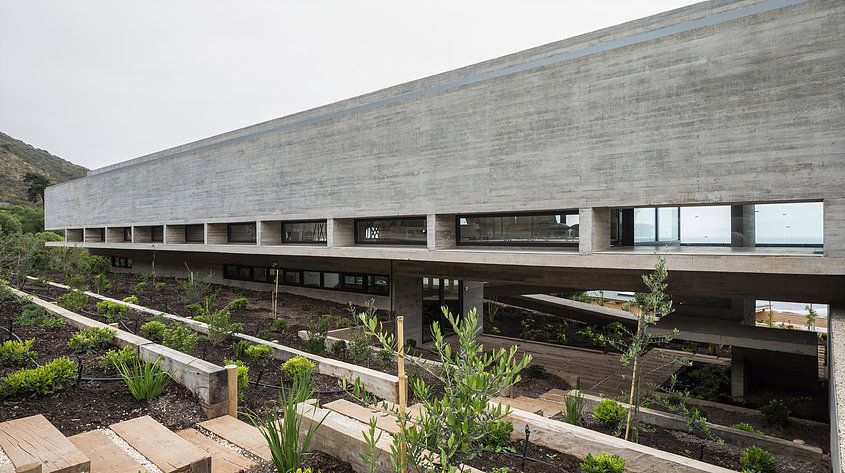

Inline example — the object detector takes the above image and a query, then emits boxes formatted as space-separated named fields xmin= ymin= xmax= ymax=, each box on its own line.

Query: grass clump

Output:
xmin=68 ymin=327 xmax=116 ymax=353
xmin=0 ymin=339 xmax=36 ymax=367
xmin=563 ymin=390 xmax=586 ymax=426
xmin=115 ymin=356 xmax=172 ymax=400
xmin=0 ymin=357 xmax=77 ymax=397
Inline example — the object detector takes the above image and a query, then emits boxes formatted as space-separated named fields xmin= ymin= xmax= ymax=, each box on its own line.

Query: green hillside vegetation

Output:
xmin=0 ymin=132 xmax=88 ymax=207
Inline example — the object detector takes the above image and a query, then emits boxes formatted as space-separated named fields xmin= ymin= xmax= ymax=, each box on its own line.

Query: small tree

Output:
xmin=23 ymin=172 xmax=50 ymax=205
xmin=805 ymin=305 xmax=817 ymax=331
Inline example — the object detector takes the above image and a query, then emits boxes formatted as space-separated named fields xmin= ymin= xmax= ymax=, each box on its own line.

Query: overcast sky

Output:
xmin=0 ymin=1 xmax=701 ymax=171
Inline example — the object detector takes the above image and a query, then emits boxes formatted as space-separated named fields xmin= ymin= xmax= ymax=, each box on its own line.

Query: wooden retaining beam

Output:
xmin=8 ymin=287 xmax=229 ymax=415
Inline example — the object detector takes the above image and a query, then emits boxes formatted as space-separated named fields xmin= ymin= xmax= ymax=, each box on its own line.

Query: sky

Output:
xmin=0 ymin=0 xmax=701 ymax=171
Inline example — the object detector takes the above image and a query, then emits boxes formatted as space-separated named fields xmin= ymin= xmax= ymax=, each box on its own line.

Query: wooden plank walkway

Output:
xmin=0 ymin=415 xmax=89 ymax=473
xmin=110 ymin=416 xmax=210 ymax=473
xmin=68 ymin=430 xmax=147 ymax=473
xmin=199 ymin=416 xmax=270 ymax=462
xmin=176 ymin=429 xmax=256 ymax=473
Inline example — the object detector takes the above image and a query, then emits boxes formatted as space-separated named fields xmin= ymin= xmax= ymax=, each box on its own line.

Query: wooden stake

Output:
xmin=396 ymin=316 xmax=408 ymax=473
xmin=226 ymin=364 xmax=238 ymax=418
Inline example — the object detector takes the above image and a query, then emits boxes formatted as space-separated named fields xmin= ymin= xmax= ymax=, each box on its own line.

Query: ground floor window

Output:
xmin=223 ymin=264 xmax=389 ymax=295
xmin=422 ymin=278 xmax=462 ymax=343
xmin=111 ymin=256 xmax=132 ymax=268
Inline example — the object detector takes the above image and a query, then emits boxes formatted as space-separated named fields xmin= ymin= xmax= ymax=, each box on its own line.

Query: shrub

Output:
xmin=115 ymin=356 xmax=172 ymax=400
xmin=93 ymin=274 xmax=112 ymax=294
xmin=133 ymin=282 xmax=147 ymax=294
xmin=122 ymin=295 xmax=139 ymax=305
xmin=68 ymin=327 xmax=116 ymax=353
xmin=731 ymin=423 xmax=764 ymax=435
xmin=65 ymin=274 xmax=88 ymax=291
xmin=759 ymin=399 xmax=790 ymax=427
xmin=246 ymin=344 xmax=274 ymax=366
xmin=580 ymin=452 xmax=626 ymax=473
xmin=348 ymin=331 xmax=371 ymax=366
xmin=330 ymin=340 xmax=347 ymax=357
xmin=0 ymin=357 xmax=77 ymax=397
xmin=593 ymin=399 xmax=628 ymax=434
xmin=0 ymin=339 xmax=36 ymax=367
xmin=740 ymin=446 xmax=776 ymax=473
xmin=15 ymin=304 xmax=46 ymax=326
xmin=256 ymin=329 xmax=273 ymax=341
xmin=194 ymin=315 xmax=208 ymax=323
xmin=225 ymin=359 xmax=249 ymax=402
xmin=140 ymin=320 xmax=167 ymax=341
xmin=58 ymin=291 xmax=88 ymax=312
xmin=232 ymin=339 xmax=252 ymax=359
xmin=686 ymin=363 xmax=730 ymax=402
xmin=376 ymin=349 xmax=392 ymax=369
xmin=271 ymin=318 xmax=288 ymax=333
xmin=185 ymin=302 xmax=204 ymax=317
xmin=207 ymin=308 xmax=243 ymax=345
xmin=162 ymin=324 xmax=199 ymax=354
xmin=480 ymin=420 xmax=513 ymax=449
xmin=99 ymin=346 xmax=137 ymax=371
xmin=96 ymin=300 xmax=129 ymax=323
xmin=228 ymin=297 xmax=248 ymax=310
xmin=563 ymin=390 xmax=586 ymax=426
xmin=155 ymin=282 xmax=166 ymax=292
xmin=281 ymin=355 xmax=315 ymax=379
xmin=302 ymin=317 xmax=330 ymax=356
xmin=177 ymin=271 xmax=215 ymax=305
xmin=334 ymin=317 xmax=353 ymax=329
xmin=525 ymin=364 xmax=545 ymax=378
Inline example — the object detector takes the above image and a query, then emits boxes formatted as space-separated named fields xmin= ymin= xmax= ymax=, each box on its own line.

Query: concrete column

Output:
xmin=731 ymin=205 xmax=756 ymax=247
xmin=731 ymin=347 xmax=749 ymax=401
xmin=824 ymin=198 xmax=845 ymax=257
xmin=328 ymin=218 xmax=355 ymax=247
xmin=829 ymin=304 xmax=845 ymax=472
xmin=427 ymin=214 xmax=457 ymax=250
xmin=392 ymin=273 xmax=423 ymax=345
xmin=579 ymin=208 xmax=611 ymax=254
xmin=462 ymin=281 xmax=484 ymax=325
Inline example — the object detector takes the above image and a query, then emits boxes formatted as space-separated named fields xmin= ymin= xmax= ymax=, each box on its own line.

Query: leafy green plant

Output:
xmin=96 ymin=300 xmax=129 ymax=323
xmin=162 ymin=324 xmax=199 ymax=354
xmin=185 ymin=302 xmax=204 ymax=317
xmin=122 ymin=295 xmax=139 ymax=305
xmin=206 ymin=308 xmax=243 ymax=345
xmin=731 ymin=423 xmax=764 ymax=435
xmin=525 ymin=364 xmax=545 ymax=378
xmin=480 ymin=420 xmax=513 ymax=449
xmin=282 ymin=355 xmax=316 ymax=379
xmin=302 ymin=317 xmax=330 ymax=356
xmin=580 ymin=452 xmax=626 ymax=473
xmin=0 ymin=339 xmax=36 ymax=367
xmin=256 ymin=329 xmax=272 ymax=341
xmin=0 ymin=357 xmax=77 ymax=397
xmin=805 ymin=305 xmax=817 ymax=330
xmin=68 ymin=326 xmax=116 ymax=353
xmin=330 ymin=339 xmax=347 ymax=357
xmin=739 ymin=446 xmax=776 ymax=473
xmin=231 ymin=339 xmax=252 ymax=359
xmin=66 ymin=274 xmax=88 ymax=291
xmin=563 ymin=390 xmax=586 ymax=426
xmin=94 ymin=274 xmax=112 ymax=295
xmin=228 ymin=297 xmax=248 ymax=310
xmin=99 ymin=346 xmax=137 ymax=371
xmin=334 ymin=316 xmax=353 ymax=329
xmin=348 ymin=330 xmax=371 ymax=367
xmin=140 ymin=320 xmax=167 ymax=341
xmin=246 ymin=344 xmax=274 ymax=366
xmin=376 ymin=349 xmax=393 ymax=369
xmin=115 ymin=356 xmax=172 ymax=400
xmin=225 ymin=359 xmax=249 ymax=402
xmin=593 ymin=399 xmax=628 ymax=435
xmin=58 ymin=290 xmax=89 ymax=312
xmin=155 ymin=282 xmax=166 ymax=293
xmin=685 ymin=363 xmax=730 ymax=402
xmin=15 ymin=304 xmax=62 ymax=329
xmin=132 ymin=281 xmax=147 ymax=294
xmin=178 ymin=270 xmax=216 ymax=305
xmin=271 ymin=318 xmax=288 ymax=332
xmin=360 ymin=417 xmax=383 ymax=473
xmin=759 ymin=399 xmax=790 ymax=426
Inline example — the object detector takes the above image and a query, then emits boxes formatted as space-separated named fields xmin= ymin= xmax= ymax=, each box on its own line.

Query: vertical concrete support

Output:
xmin=427 ymin=214 xmax=457 ymax=250
xmin=206 ymin=224 xmax=227 ymax=245
xmin=829 ymin=304 xmax=845 ymax=473
xmin=392 ymin=273 xmax=423 ymax=345
xmin=730 ymin=205 xmax=756 ymax=247
xmin=329 ymin=218 xmax=355 ymax=247
xmin=825 ymin=199 xmax=845 ymax=257
xmin=462 ymin=281 xmax=484 ymax=324
xmin=166 ymin=225 xmax=186 ymax=244
xmin=731 ymin=347 xmax=749 ymax=402
xmin=260 ymin=221 xmax=282 ymax=246
xmin=579 ymin=208 xmax=611 ymax=254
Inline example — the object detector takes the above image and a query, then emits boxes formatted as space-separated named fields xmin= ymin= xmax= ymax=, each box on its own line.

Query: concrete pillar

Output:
xmin=829 ymin=304 xmax=845 ymax=472
xmin=579 ymin=208 xmax=611 ymax=254
xmin=427 ymin=214 xmax=457 ymax=250
xmin=824 ymin=198 xmax=845 ymax=257
xmin=462 ymin=281 xmax=484 ymax=325
xmin=392 ymin=273 xmax=423 ymax=345
xmin=730 ymin=205 xmax=756 ymax=247
xmin=328 ymin=218 xmax=355 ymax=247
xmin=731 ymin=347 xmax=749 ymax=401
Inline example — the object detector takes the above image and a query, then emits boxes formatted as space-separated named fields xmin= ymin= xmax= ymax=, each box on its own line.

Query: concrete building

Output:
xmin=44 ymin=0 xmax=844 ymax=465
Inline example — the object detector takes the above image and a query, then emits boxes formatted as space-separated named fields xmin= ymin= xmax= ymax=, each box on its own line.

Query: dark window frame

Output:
xmin=455 ymin=210 xmax=580 ymax=247
xmin=282 ymin=220 xmax=328 ymax=244
xmin=221 ymin=264 xmax=389 ymax=295
xmin=111 ymin=256 xmax=132 ymax=268
xmin=354 ymin=217 xmax=427 ymax=245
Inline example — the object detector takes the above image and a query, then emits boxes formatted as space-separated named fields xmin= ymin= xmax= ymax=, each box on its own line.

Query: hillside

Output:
xmin=0 ymin=132 xmax=88 ymax=207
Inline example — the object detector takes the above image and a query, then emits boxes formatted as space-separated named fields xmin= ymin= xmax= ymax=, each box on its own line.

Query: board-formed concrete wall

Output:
xmin=45 ymin=0 xmax=845 ymax=231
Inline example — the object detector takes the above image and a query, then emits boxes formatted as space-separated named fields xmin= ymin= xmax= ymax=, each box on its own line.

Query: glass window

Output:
xmin=680 ymin=206 xmax=730 ymax=245
xmin=283 ymin=221 xmax=327 ymax=243
xmin=185 ymin=224 xmax=204 ymax=243
xmin=284 ymin=270 xmax=301 ymax=285
xmin=123 ymin=227 xmax=132 ymax=242
xmin=112 ymin=256 xmax=132 ymax=268
xmin=323 ymin=272 xmax=341 ymax=289
xmin=755 ymin=202 xmax=823 ymax=246
xmin=237 ymin=266 xmax=252 ymax=280
xmin=634 ymin=208 xmax=656 ymax=243
xmin=303 ymin=271 xmax=321 ymax=287
xmin=228 ymin=223 xmax=256 ymax=243
xmin=355 ymin=217 xmax=427 ymax=245
xmin=151 ymin=226 xmax=164 ymax=243
xmin=457 ymin=211 xmax=579 ymax=245
xmin=343 ymin=275 xmax=365 ymax=292
xmin=366 ymin=275 xmax=389 ymax=296
xmin=253 ymin=267 xmax=269 ymax=283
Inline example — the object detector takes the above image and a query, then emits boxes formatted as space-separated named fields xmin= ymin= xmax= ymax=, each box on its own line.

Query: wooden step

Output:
xmin=110 ymin=416 xmax=210 ymax=473
xmin=324 ymin=399 xmax=402 ymax=435
xmin=514 ymin=396 xmax=563 ymax=417
xmin=0 ymin=415 xmax=90 ymax=473
xmin=199 ymin=416 xmax=270 ymax=461
xmin=176 ymin=429 xmax=256 ymax=473
xmin=1 ymin=462 xmax=41 ymax=473
xmin=539 ymin=388 xmax=570 ymax=403
xmin=490 ymin=397 xmax=543 ymax=416
xmin=68 ymin=430 xmax=147 ymax=473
